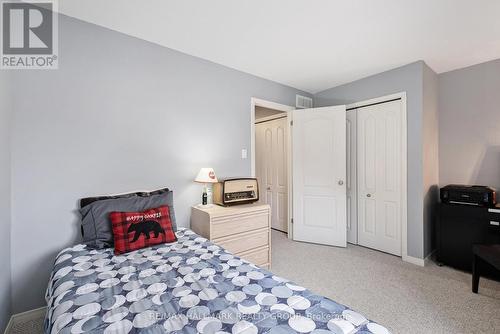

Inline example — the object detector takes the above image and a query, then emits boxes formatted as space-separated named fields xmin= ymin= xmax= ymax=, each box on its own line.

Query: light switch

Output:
xmin=241 ymin=149 xmax=248 ymax=159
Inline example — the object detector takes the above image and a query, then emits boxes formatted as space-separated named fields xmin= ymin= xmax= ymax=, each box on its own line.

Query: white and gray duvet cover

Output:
xmin=45 ymin=228 xmax=390 ymax=334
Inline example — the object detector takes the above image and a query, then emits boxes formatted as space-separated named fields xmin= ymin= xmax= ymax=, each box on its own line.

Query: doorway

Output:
xmin=251 ymin=98 xmax=294 ymax=235
xmin=250 ymin=94 xmax=408 ymax=260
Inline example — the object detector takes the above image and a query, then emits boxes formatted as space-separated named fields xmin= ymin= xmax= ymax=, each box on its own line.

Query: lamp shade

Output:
xmin=195 ymin=168 xmax=218 ymax=183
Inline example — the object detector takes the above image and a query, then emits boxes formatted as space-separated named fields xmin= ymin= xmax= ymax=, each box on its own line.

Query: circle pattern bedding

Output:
xmin=45 ymin=228 xmax=391 ymax=334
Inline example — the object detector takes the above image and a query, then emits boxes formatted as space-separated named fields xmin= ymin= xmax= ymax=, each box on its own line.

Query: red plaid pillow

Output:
xmin=110 ymin=206 xmax=177 ymax=255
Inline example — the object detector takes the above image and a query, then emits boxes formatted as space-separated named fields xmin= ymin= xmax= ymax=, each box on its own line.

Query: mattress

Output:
xmin=45 ymin=228 xmax=390 ymax=334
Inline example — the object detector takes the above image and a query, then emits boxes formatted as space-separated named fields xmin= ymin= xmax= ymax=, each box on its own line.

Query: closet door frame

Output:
xmin=251 ymin=98 xmax=295 ymax=239
xmin=346 ymin=92 xmax=408 ymax=262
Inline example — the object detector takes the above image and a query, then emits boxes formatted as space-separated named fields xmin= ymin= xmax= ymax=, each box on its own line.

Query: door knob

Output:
xmin=338 ymin=180 xmax=344 ymax=186
xmin=367 ymin=194 xmax=372 ymax=198
xmin=266 ymin=186 xmax=271 ymax=190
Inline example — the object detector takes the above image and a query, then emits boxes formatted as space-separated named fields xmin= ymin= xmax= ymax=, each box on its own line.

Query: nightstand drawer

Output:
xmin=237 ymin=246 xmax=269 ymax=266
xmin=190 ymin=204 xmax=271 ymax=268
xmin=211 ymin=212 xmax=269 ymax=239
xmin=214 ymin=228 xmax=269 ymax=254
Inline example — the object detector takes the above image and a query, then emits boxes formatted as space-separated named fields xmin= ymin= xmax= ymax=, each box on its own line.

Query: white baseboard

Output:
xmin=4 ymin=307 xmax=46 ymax=334
xmin=403 ymin=250 xmax=435 ymax=267
xmin=3 ymin=318 xmax=11 ymax=334
xmin=424 ymin=250 xmax=436 ymax=266
xmin=403 ymin=254 xmax=425 ymax=266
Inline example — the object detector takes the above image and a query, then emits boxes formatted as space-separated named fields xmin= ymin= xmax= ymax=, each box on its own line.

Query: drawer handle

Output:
xmin=490 ymin=221 xmax=500 ymax=226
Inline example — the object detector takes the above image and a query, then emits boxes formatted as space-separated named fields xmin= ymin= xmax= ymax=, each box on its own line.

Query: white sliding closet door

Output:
xmin=357 ymin=100 xmax=403 ymax=256
xmin=292 ymin=106 xmax=347 ymax=247
xmin=255 ymin=117 xmax=288 ymax=232
xmin=346 ymin=110 xmax=357 ymax=244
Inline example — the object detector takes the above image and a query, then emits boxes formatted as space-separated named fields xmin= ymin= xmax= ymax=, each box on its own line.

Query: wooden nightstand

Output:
xmin=190 ymin=204 xmax=271 ymax=269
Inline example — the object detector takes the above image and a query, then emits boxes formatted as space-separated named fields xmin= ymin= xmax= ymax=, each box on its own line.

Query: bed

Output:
xmin=45 ymin=228 xmax=390 ymax=334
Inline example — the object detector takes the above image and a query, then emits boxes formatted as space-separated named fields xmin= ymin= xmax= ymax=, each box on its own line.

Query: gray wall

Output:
xmin=422 ymin=64 xmax=439 ymax=256
xmin=9 ymin=15 xmax=309 ymax=313
xmin=314 ymin=61 xmax=426 ymax=259
xmin=439 ymin=59 xmax=500 ymax=191
xmin=0 ymin=71 xmax=12 ymax=330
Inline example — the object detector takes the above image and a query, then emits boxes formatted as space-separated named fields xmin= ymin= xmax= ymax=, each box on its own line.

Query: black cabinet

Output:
xmin=437 ymin=203 xmax=500 ymax=279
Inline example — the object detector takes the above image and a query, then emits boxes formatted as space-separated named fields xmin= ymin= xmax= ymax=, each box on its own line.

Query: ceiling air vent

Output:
xmin=296 ymin=95 xmax=313 ymax=109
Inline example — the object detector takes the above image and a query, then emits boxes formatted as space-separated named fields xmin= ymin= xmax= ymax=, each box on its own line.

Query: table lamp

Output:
xmin=194 ymin=168 xmax=218 ymax=207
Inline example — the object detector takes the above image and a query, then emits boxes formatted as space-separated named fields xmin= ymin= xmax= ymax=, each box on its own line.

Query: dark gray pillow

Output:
xmin=80 ymin=190 xmax=177 ymax=248
xmin=80 ymin=187 xmax=171 ymax=208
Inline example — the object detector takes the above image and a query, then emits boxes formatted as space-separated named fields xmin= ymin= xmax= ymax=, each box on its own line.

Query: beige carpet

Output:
xmin=270 ymin=230 xmax=500 ymax=334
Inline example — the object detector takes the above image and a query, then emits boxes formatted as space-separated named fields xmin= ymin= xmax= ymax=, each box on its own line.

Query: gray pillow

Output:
xmin=80 ymin=190 xmax=177 ymax=248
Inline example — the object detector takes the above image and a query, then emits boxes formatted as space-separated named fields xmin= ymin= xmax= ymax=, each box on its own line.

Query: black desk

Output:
xmin=437 ymin=203 xmax=500 ymax=279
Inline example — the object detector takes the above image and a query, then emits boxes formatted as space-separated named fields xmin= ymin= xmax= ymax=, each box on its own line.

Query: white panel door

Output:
xmin=346 ymin=110 xmax=357 ymax=244
xmin=292 ymin=106 xmax=347 ymax=247
xmin=255 ymin=117 xmax=288 ymax=232
xmin=357 ymin=100 xmax=402 ymax=256
xmin=255 ymin=123 xmax=266 ymax=204
xmin=256 ymin=122 xmax=273 ymax=208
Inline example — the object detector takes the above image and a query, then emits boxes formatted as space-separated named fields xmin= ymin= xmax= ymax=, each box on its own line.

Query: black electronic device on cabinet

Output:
xmin=437 ymin=185 xmax=500 ymax=280
xmin=440 ymin=184 xmax=496 ymax=207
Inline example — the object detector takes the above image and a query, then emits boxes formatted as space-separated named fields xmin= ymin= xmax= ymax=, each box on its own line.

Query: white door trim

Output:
xmin=346 ymin=92 xmax=409 ymax=264
xmin=251 ymin=98 xmax=295 ymax=238
xmin=255 ymin=113 xmax=288 ymax=124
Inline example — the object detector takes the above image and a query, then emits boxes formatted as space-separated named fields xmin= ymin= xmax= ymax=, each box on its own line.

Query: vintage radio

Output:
xmin=213 ymin=178 xmax=259 ymax=206
xmin=440 ymin=184 xmax=496 ymax=207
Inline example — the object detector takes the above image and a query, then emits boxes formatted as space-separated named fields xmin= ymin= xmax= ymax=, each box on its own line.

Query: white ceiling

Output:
xmin=58 ymin=0 xmax=500 ymax=93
